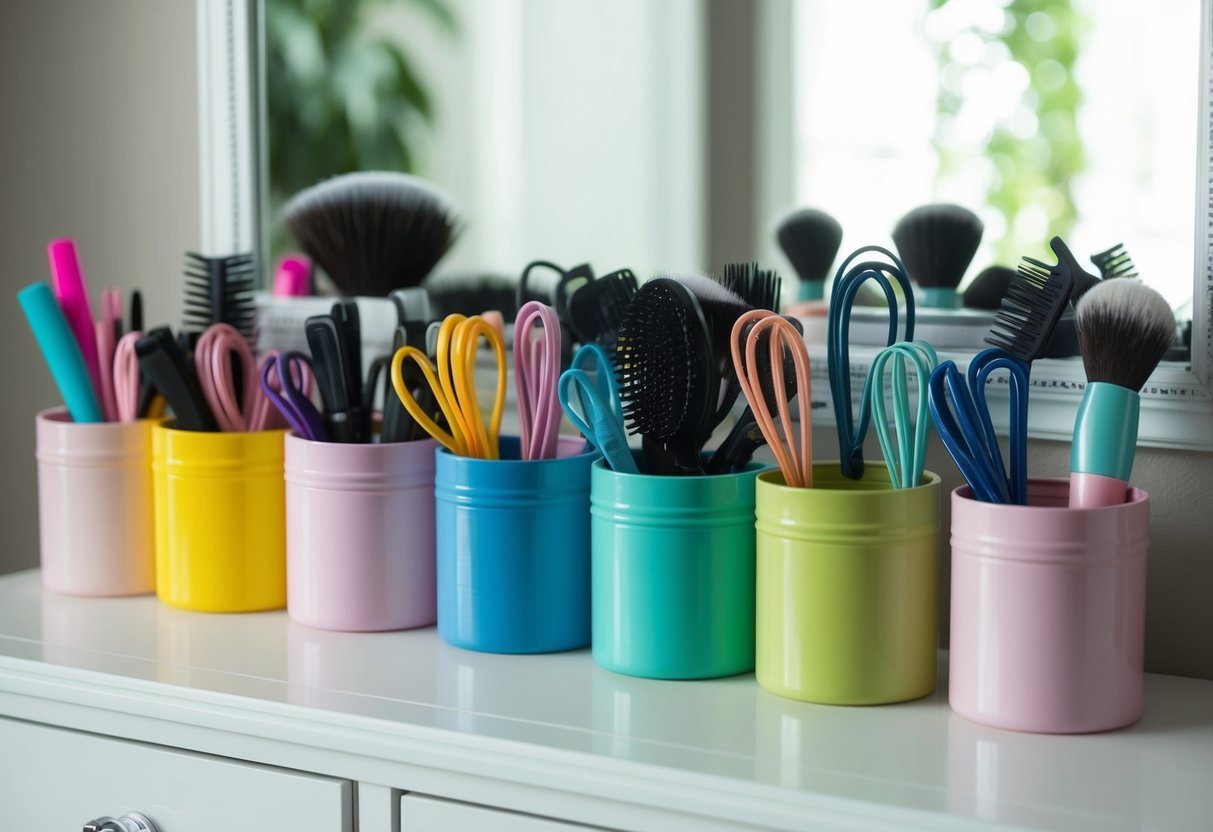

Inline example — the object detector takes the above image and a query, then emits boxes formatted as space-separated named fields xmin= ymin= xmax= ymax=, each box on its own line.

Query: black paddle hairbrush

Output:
xmin=892 ymin=203 xmax=984 ymax=310
xmin=616 ymin=278 xmax=719 ymax=475
xmin=776 ymin=208 xmax=843 ymax=302
xmin=283 ymin=171 xmax=460 ymax=296
xmin=183 ymin=252 xmax=256 ymax=340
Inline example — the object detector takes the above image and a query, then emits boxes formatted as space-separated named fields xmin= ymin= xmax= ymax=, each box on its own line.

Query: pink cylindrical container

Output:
xmin=35 ymin=408 xmax=155 ymax=596
xmin=285 ymin=434 xmax=438 ymax=631
xmin=949 ymin=479 xmax=1149 ymax=734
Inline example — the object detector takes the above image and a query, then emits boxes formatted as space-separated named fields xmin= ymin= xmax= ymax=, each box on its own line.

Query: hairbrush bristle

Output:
xmin=776 ymin=208 xmax=843 ymax=283
xmin=283 ymin=171 xmax=460 ymax=296
xmin=891 ymin=203 xmax=983 ymax=292
xmin=721 ymin=262 xmax=782 ymax=312
xmin=985 ymin=255 xmax=1073 ymax=361
xmin=668 ymin=273 xmax=752 ymax=357
xmin=616 ymin=278 xmax=715 ymax=442
xmin=1076 ymin=280 xmax=1173 ymax=390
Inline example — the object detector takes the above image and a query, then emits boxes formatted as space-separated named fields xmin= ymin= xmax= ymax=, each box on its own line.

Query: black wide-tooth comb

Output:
xmin=986 ymin=236 xmax=1077 ymax=361
xmin=183 ymin=252 xmax=256 ymax=340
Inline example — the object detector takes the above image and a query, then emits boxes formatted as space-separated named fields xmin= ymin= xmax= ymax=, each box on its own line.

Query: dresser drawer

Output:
xmin=401 ymin=794 xmax=610 ymax=831
xmin=0 ymin=717 xmax=352 ymax=830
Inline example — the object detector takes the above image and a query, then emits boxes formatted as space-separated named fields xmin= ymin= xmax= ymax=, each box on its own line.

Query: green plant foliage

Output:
xmin=929 ymin=0 xmax=1087 ymax=264
xmin=265 ymin=0 xmax=456 ymax=214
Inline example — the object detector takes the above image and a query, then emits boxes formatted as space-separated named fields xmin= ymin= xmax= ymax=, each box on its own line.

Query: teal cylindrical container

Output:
xmin=590 ymin=458 xmax=762 ymax=679
xmin=435 ymin=435 xmax=596 ymax=654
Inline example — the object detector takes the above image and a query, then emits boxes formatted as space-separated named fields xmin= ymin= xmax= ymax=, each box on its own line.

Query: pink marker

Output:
xmin=47 ymin=238 xmax=103 ymax=402
xmin=272 ymin=254 xmax=312 ymax=297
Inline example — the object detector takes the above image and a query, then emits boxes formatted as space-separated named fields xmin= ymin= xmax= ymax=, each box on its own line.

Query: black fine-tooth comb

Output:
xmin=183 ymin=252 xmax=256 ymax=340
xmin=986 ymin=236 xmax=1078 ymax=361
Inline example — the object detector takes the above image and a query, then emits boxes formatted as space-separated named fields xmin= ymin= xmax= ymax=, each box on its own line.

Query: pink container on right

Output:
xmin=949 ymin=478 xmax=1149 ymax=734
xmin=285 ymin=434 xmax=438 ymax=632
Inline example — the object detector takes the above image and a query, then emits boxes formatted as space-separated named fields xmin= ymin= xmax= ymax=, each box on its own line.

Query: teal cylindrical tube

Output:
xmin=18 ymin=283 xmax=103 ymax=423
xmin=590 ymin=458 xmax=761 ymax=680
xmin=919 ymin=286 xmax=960 ymax=308
xmin=1070 ymin=382 xmax=1139 ymax=481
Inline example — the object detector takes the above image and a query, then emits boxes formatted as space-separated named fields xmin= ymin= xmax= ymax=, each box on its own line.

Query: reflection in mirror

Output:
xmin=263 ymin=0 xmax=1198 ymax=317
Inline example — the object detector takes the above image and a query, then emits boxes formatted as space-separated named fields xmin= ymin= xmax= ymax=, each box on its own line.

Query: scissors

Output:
xmin=868 ymin=340 xmax=938 ymax=489
xmin=194 ymin=323 xmax=275 ymax=432
xmin=731 ymin=310 xmax=814 ymax=488
xmin=827 ymin=245 xmax=915 ymax=480
xmin=927 ymin=347 xmax=1029 ymax=504
xmin=392 ymin=313 xmax=507 ymax=459
xmin=559 ymin=342 xmax=636 ymax=473
xmin=261 ymin=351 xmax=326 ymax=441
xmin=514 ymin=301 xmax=563 ymax=460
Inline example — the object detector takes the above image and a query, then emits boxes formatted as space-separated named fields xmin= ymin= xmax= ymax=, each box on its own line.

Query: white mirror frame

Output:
xmin=199 ymin=0 xmax=1213 ymax=451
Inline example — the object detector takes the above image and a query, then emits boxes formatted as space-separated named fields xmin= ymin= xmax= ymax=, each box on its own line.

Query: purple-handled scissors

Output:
xmin=513 ymin=301 xmax=562 ymax=460
xmin=260 ymin=351 xmax=327 ymax=441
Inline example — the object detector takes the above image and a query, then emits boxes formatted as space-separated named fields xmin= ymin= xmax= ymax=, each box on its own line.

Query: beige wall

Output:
xmin=0 ymin=1 xmax=200 ymax=575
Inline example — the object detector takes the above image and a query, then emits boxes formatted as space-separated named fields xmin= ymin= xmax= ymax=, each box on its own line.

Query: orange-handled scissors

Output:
xmin=390 ymin=313 xmax=507 ymax=459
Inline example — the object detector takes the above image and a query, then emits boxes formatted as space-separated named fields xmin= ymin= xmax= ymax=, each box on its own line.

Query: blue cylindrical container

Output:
xmin=435 ymin=436 xmax=596 ymax=653
xmin=590 ymin=457 xmax=762 ymax=679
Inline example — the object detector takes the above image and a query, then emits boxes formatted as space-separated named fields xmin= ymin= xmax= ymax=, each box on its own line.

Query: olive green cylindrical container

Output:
xmin=755 ymin=463 xmax=940 ymax=705
xmin=591 ymin=459 xmax=761 ymax=679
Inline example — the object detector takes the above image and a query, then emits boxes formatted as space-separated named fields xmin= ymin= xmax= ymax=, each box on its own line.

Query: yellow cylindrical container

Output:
xmin=755 ymin=463 xmax=940 ymax=705
xmin=153 ymin=423 xmax=287 ymax=612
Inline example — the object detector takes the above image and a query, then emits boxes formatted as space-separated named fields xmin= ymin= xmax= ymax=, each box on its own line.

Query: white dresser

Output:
xmin=0 ymin=569 xmax=1209 ymax=831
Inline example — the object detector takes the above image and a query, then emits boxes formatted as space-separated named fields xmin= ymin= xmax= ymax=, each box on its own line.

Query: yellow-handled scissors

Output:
xmin=391 ymin=313 xmax=508 ymax=459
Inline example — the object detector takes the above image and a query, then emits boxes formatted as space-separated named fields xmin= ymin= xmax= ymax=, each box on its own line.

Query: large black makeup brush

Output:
xmin=962 ymin=265 xmax=1016 ymax=310
xmin=776 ymin=208 xmax=843 ymax=302
xmin=892 ymin=203 xmax=983 ymax=309
xmin=283 ymin=172 xmax=461 ymax=296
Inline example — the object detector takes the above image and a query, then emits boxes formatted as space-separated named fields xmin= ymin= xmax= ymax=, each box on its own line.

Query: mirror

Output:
xmin=242 ymin=0 xmax=1213 ymax=447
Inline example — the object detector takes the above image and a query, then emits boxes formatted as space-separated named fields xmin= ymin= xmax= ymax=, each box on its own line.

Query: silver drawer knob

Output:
xmin=83 ymin=812 xmax=158 ymax=832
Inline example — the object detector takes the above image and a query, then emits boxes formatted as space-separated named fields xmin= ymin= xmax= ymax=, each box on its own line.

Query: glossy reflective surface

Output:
xmin=1 ymin=570 xmax=1210 ymax=831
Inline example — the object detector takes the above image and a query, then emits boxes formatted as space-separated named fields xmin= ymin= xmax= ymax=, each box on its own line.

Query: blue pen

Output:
xmin=17 ymin=282 xmax=104 ymax=423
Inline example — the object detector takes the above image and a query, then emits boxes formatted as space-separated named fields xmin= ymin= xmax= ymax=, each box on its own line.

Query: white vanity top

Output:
xmin=0 ymin=569 xmax=1209 ymax=832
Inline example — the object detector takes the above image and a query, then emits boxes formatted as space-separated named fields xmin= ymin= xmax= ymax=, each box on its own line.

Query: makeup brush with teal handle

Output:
xmin=1070 ymin=279 xmax=1174 ymax=508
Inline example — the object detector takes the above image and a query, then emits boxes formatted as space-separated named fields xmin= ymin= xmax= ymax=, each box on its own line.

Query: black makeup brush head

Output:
xmin=1076 ymin=279 xmax=1174 ymax=390
xmin=776 ymin=208 xmax=843 ymax=283
xmin=891 ymin=203 xmax=983 ymax=292
xmin=283 ymin=171 xmax=460 ymax=296
xmin=962 ymin=265 xmax=1016 ymax=310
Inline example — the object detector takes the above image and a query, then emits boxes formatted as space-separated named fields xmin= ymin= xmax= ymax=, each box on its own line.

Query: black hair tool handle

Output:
xmin=135 ymin=327 xmax=217 ymax=432
xmin=305 ymin=315 xmax=354 ymax=443
xmin=704 ymin=417 xmax=766 ymax=474
xmin=379 ymin=326 xmax=415 ymax=443
xmin=331 ymin=300 xmax=369 ymax=442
